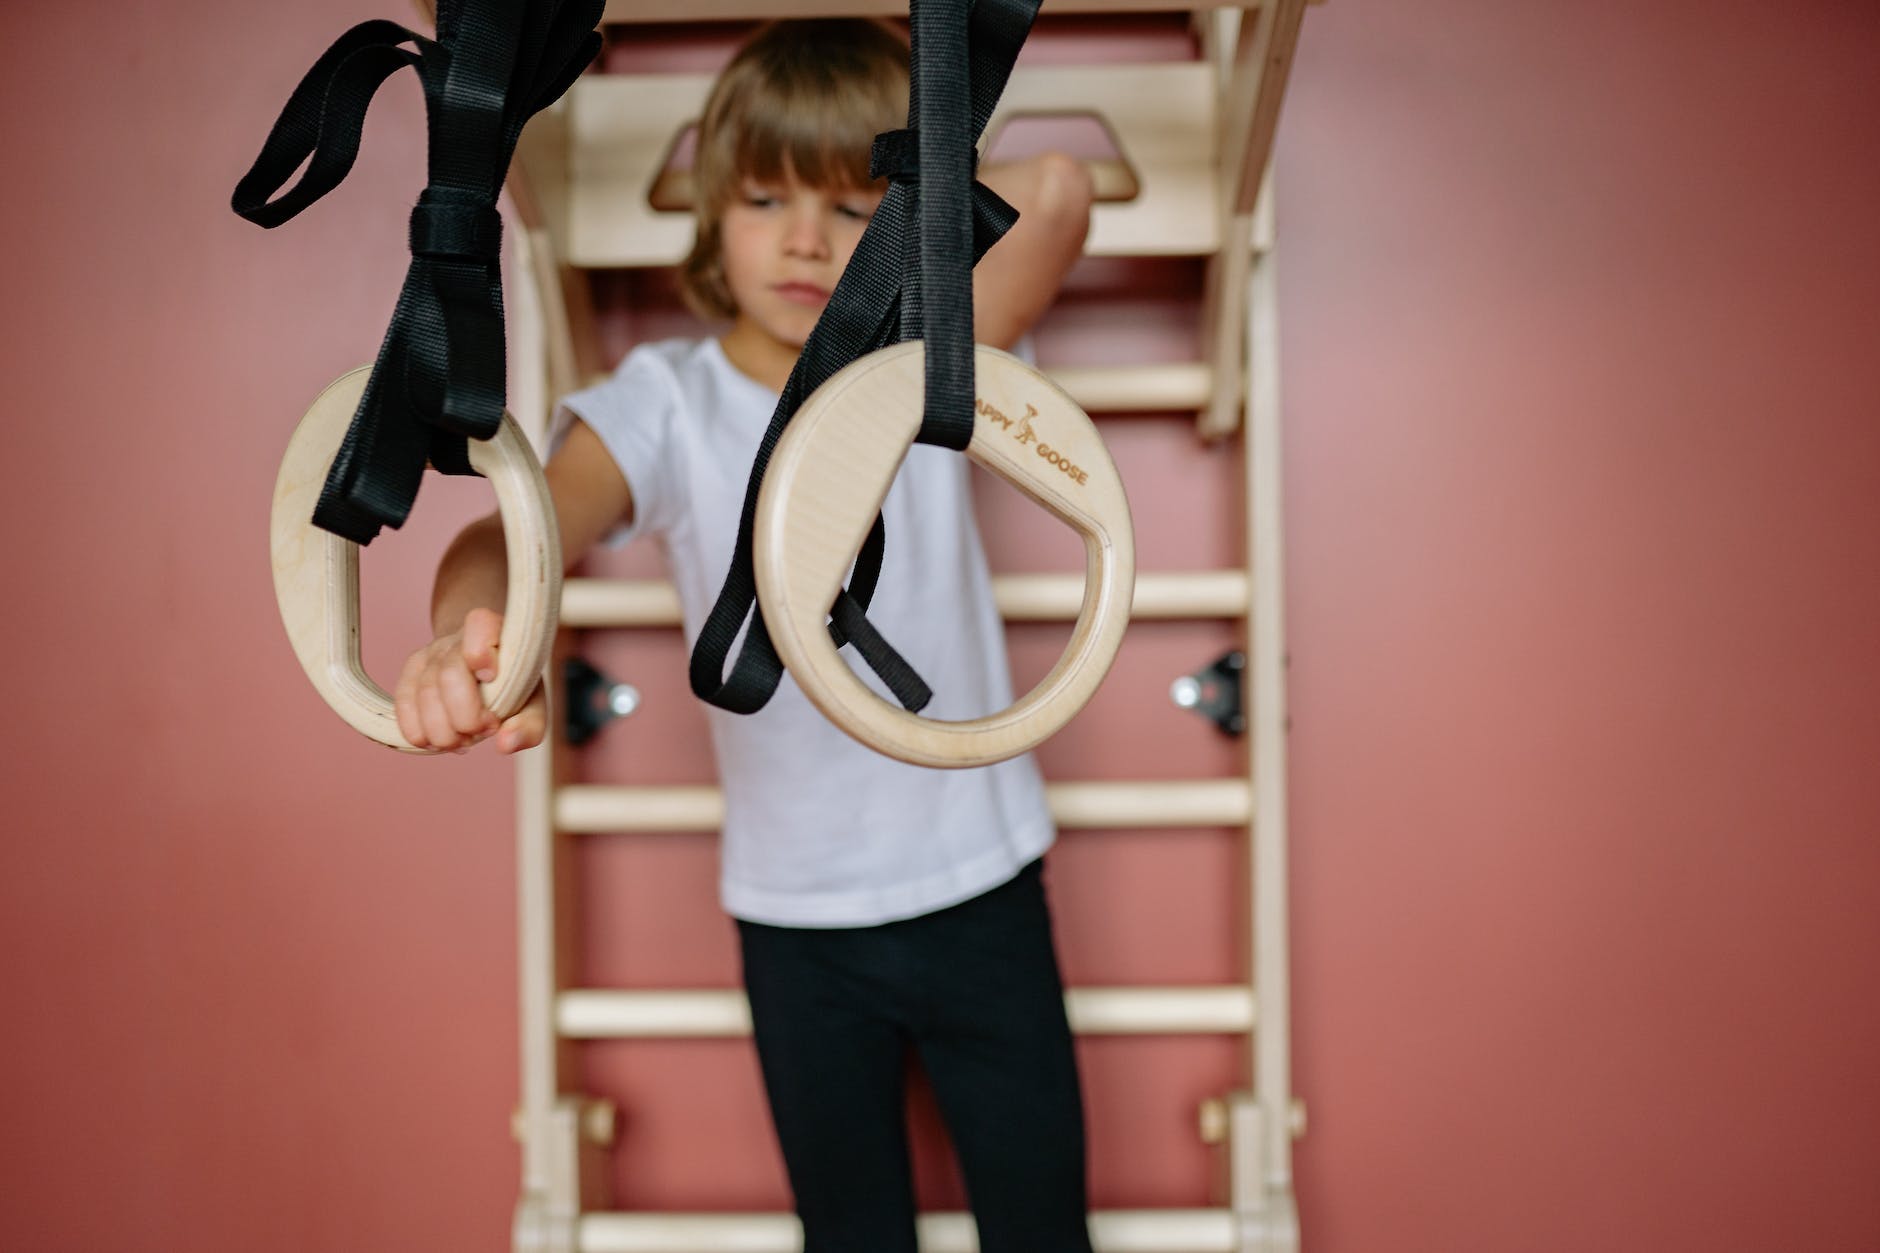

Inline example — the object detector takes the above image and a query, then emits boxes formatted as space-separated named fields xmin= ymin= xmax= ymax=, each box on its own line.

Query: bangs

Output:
xmin=692 ymin=19 xmax=909 ymax=212
xmin=731 ymin=78 xmax=885 ymax=193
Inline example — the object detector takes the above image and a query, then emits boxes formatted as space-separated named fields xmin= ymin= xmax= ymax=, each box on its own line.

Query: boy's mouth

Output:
xmin=773 ymin=281 xmax=831 ymax=308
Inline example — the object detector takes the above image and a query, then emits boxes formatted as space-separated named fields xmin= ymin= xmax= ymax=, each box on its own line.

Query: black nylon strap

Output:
xmin=233 ymin=0 xmax=603 ymax=544
xmin=687 ymin=0 xmax=1041 ymax=718
xmin=910 ymin=0 xmax=975 ymax=453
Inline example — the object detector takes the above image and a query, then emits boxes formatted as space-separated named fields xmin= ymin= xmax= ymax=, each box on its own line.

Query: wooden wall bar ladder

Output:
xmin=494 ymin=3 xmax=1314 ymax=1250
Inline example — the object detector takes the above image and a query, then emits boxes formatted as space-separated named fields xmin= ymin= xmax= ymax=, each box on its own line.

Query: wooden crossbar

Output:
xmin=579 ymin=1207 xmax=1239 ymax=1253
xmin=555 ymin=780 xmax=1254 ymax=833
xmin=559 ymin=986 xmax=1256 ymax=1038
xmin=558 ymin=570 xmax=1250 ymax=628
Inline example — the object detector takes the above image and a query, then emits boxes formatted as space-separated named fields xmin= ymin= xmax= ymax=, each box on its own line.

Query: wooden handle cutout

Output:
xmin=269 ymin=367 xmax=562 ymax=753
xmin=754 ymin=344 xmax=1135 ymax=769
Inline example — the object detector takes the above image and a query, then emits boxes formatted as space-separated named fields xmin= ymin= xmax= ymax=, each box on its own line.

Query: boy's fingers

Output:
xmin=497 ymin=686 xmax=549 ymax=753
xmin=393 ymin=655 xmax=430 ymax=748
xmin=417 ymin=684 xmax=462 ymax=751
xmin=436 ymin=655 xmax=497 ymax=736
xmin=461 ymin=608 xmax=504 ymax=683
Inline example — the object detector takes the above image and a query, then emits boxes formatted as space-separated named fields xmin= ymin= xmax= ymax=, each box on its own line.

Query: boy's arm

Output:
xmin=395 ymin=419 xmax=632 ymax=753
xmin=972 ymin=153 xmax=1095 ymax=350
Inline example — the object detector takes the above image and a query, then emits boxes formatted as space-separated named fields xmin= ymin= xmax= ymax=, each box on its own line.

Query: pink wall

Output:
xmin=2 ymin=1 xmax=1877 ymax=1251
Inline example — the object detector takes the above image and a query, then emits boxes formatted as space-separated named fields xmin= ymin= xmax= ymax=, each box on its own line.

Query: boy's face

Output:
xmin=718 ymin=171 xmax=884 ymax=349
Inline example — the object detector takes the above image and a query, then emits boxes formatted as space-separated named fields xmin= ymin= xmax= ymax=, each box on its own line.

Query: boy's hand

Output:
xmin=394 ymin=606 xmax=547 ymax=754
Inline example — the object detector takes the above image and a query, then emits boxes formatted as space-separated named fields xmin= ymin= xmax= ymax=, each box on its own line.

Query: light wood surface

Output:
xmin=1219 ymin=0 xmax=1309 ymax=217
xmin=566 ymin=63 xmax=1217 ymax=265
xmin=995 ymin=63 xmax=1218 ymax=258
xmin=553 ymin=779 xmax=1253 ymax=832
xmin=1244 ymin=170 xmax=1301 ymax=1234
xmin=579 ymin=1207 xmax=1240 ymax=1253
xmin=270 ymin=367 xmax=562 ymax=752
xmin=558 ymin=569 xmax=1246 ymax=627
xmin=1049 ymin=362 xmax=1214 ymax=413
xmin=557 ymin=985 xmax=1253 ymax=1039
xmin=753 ymin=344 xmax=1134 ymax=769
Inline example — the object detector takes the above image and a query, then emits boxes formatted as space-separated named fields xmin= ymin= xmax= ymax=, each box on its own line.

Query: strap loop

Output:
xmin=409 ymin=196 xmax=505 ymax=259
xmin=233 ymin=0 xmax=603 ymax=545
xmin=868 ymin=127 xmax=980 ymax=183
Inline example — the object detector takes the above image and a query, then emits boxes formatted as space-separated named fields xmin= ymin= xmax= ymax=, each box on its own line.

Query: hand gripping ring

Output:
xmin=754 ymin=344 xmax=1135 ymax=770
xmin=269 ymin=366 xmax=562 ymax=753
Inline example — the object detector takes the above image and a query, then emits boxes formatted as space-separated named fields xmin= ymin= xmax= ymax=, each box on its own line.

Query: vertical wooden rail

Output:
xmin=1199 ymin=0 xmax=1309 ymax=441
xmin=506 ymin=85 xmax=612 ymax=1250
xmin=513 ymin=715 xmax=561 ymax=1250
xmin=1243 ymin=166 xmax=1301 ymax=1251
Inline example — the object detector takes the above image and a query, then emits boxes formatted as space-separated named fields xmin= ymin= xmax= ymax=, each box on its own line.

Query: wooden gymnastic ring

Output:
xmin=754 ymin=343 xmax=1135 ymax=769
xmin=269 ymin=366 xmax=562 ymax=753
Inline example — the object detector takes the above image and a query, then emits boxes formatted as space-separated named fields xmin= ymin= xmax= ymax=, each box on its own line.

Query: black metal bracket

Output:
xmin=563 ymin=657 xmax=641 ymax=747
xmin=1170 ymin=650 xmax=1245 ymax=736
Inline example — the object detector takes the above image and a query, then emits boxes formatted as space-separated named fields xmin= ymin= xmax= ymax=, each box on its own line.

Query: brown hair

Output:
xmin=679 ymin=19 xmax=910 ymax=321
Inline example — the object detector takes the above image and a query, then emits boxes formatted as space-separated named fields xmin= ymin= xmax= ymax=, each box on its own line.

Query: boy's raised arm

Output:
xmin=972 ymin=153 xmax=1096 ymax=350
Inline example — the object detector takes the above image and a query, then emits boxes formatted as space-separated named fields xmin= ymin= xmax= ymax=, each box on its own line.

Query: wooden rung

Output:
xmin=1049 ymin=780 xmax=1251 ymax=829
xmin=557 ymin=784 xmax=719 ymax=832
xmin=1053 ymin=363 xmax=1214 ymax=413
xmin=558 ymin=986 xmax=1256 ymax=1039
xmin=995 ymin=570 xmax=1248 ymax=620
xmin=559 ymin=569 xmax=1249 ymax=629
xmin=567 ymin=63 xmax=1216 ymax=267
xmin=555 ymin=780 xmax=1253 ymax=833
xmin=578 ymin=1207 xmax=1238 ymax=1253
xmin=562 ymin=990 xmax=752 ymax=1038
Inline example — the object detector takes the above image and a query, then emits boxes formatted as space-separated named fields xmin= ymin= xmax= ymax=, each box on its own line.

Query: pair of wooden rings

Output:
xmin=270 ymin=346 xmax=1133 ymax=767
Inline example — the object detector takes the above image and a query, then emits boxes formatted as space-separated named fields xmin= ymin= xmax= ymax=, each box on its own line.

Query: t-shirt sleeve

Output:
xmin=548 ymin=347 xmax=684 ymax=548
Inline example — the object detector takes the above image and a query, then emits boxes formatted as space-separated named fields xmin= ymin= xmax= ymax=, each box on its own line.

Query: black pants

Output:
xmin=737 ymin=859 xmax=1093 ymax=1253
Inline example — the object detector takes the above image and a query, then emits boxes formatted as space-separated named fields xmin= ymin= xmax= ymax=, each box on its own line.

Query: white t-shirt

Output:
xmin=556 ymin=338 xmax=1055 ymax=927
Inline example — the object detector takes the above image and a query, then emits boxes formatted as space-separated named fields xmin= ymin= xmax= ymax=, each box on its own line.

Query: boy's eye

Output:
xmin=836 ymin=199 xmax=879 ymax=222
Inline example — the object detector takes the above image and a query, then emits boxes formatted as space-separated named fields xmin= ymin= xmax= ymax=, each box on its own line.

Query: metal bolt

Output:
xmin=1198 ymin=1098 xmax=1228 ymax=1144
xmin=605 ymin=683 xmax=642 ymax=719
xmin=584 ymin=1099 xmax=619 ymax=1146
xmin=1170 ymin=675 xmax=1202 ymax=709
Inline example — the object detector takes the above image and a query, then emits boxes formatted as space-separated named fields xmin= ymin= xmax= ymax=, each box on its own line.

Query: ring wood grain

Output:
xmin=270 ymin=366 xmax=562 ymax=753
xmin=754 ymin=344 xmax=1135 ymax=769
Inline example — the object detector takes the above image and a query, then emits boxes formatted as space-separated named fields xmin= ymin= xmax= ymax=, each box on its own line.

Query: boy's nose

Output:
xmin=782 ymin=206 xmax=832 ymax=259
